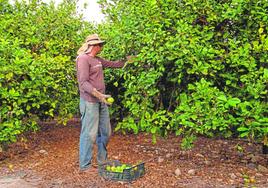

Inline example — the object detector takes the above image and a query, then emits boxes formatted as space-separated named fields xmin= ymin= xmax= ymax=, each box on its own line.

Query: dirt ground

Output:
xmin=0 ymin=119 xmax=267 ymax=188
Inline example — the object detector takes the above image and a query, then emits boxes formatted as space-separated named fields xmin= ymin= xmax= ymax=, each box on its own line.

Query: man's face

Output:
xmin=95 ymin=43 xmax=103 ymax=54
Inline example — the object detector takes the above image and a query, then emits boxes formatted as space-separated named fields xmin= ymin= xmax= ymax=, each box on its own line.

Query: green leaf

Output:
xmin=227 ymin=98 xmax=241 ymax=107
xmin=217 ymin=95 xmax=227 ymax=102
xmin=237 ymin=127 xmax=249 ymax=132
xmin=151 ymin=127 xmax=157 ymax=134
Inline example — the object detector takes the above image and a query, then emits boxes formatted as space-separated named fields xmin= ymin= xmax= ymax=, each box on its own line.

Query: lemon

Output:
xmin=111 ymin=166 xmax=116 ymax=172
xmin=107 ymin=97 xmax=114 ymax=103
xmin=106 ymin=165 xmax=111 ymax=171
xmin=113 ymin=82 xmax=118 ymax=87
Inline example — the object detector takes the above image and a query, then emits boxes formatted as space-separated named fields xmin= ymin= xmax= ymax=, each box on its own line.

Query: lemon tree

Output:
xmin=0 ymin=0 xmax=93 ymax=144
xmin=98 ymin=0 xmax=268 ymax=146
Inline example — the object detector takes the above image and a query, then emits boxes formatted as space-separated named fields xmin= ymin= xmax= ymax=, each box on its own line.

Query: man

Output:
xmin=76 ymin=34 xmax=128 ymax=171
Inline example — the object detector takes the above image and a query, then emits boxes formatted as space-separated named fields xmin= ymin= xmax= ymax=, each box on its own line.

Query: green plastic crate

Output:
xmin=98 ymin=160 xmax=145 ymax=182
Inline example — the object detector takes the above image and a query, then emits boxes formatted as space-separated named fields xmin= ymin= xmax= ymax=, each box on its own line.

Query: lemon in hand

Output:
xmin=107 ymin=97 xmax=114 ymax=104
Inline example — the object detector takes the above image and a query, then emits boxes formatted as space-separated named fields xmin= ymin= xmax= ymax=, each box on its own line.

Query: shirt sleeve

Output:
xmin=76 ymin=55 xmax=94 ymax=94
xmin=97 ymin=57 xmax=125 ymax=68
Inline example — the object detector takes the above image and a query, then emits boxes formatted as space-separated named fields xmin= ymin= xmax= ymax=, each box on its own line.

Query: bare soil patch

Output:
xmin=0 ymin=119 xmax=267 ymax=187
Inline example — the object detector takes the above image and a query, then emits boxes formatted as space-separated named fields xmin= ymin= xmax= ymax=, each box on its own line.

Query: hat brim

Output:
xmin=87 ymin=40 xmax=106 ymax=46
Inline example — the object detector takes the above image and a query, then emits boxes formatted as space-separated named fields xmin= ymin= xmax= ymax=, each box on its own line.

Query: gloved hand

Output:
xmin=91 ymin=88 xmax=111 ymax=105
xmin=126 ymin=55 xmax=136 ymax=63
xmin=123 ymin=55 xmax=136 ymax=69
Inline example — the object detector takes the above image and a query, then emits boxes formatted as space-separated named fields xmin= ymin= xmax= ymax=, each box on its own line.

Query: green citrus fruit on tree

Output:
xmin=107 ymin=97 xmax=114 ymax=104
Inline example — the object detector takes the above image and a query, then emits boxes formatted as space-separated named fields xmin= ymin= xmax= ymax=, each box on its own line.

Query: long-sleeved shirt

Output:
xmin=76 ymin=54 xmax=125 ymax=103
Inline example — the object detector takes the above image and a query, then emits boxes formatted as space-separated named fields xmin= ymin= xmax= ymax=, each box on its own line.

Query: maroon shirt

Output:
xmin=76 ymin=54 xmax=125 ymax=103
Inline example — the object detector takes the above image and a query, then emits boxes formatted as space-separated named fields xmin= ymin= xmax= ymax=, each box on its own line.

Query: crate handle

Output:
xmin=124 ymin=162 xmax=145 ymax=171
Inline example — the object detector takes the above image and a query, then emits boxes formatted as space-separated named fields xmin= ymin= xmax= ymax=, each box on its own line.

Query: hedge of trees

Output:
xmin=1 ymin=0 xmax=267 ymax=147
xmin=97 ymin=0 xmax=267 ymax=146
xmin=0 ymin=0 xmax=92 ymax=143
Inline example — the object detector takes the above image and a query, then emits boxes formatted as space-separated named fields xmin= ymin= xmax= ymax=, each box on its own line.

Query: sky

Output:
xmin=76 ymin=0 xmax=105 ymax=23
xmin=42 ymin=0 xmax=105 ymax=23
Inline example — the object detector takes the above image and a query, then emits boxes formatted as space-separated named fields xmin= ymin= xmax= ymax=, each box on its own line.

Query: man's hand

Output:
xmin=126 ymin=55 xmax=136 ymax=63
xmin=123 ymin=55 xmax=136 ymax=69
xmin=91 ymin=88 xmax=112 ymax=105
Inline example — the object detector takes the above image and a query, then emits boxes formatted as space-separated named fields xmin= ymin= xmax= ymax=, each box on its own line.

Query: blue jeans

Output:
xmin=79 ymin=98 xmax=111 ymax=170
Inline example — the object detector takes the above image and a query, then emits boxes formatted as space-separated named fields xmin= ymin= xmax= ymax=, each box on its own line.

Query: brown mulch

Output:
xmin=0 ymin=119 xmax=267 ymax=188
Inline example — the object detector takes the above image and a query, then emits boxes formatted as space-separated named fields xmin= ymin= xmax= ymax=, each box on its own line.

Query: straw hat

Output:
xmin=77 ymin=34 xmax=105 ymax=55
xmin=85 ymin=34 xmax=105 ymax=45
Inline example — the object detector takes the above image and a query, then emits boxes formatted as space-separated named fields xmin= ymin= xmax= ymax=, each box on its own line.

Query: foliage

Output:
xmin=180 ymin=134 xmax=197 ymax=151
xmin=1 ymin=0 xmax=267 ymax=147
xmin=0 ymin=0 xmax=92 ymax=143
xmin=97 ymin=0 xmax=268 ymax=145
